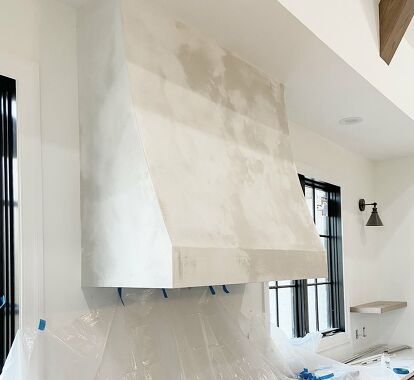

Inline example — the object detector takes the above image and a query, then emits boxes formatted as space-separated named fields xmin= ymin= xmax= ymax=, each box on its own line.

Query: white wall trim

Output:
xmin=0 ymin=53 xmax=44 ymax=331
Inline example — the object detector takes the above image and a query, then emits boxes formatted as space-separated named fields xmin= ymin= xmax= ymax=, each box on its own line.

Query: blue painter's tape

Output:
xmin=117 ymin=287 xmax=125 ymax=306
xmin=222 ymin=285 xmax=230 ymax=294
xmin=393 ymin=368 xmax=409 ymax=375
xmin=209 ymin=286 xmax=216 ymax=295
xmin=298 ymin=368 xmax=311 ymax=379
xmin=162 ymin=288 xmax=168 ymax=299
xmin=319 ymin=374 xmax=334 ymax=380
xmin=298 ymin=368 xmax=334 ymax=380
xmin=0 ymin=295 xmax=6 ymax=310
xmin=38 ymin=319 xmax=46 ymax=331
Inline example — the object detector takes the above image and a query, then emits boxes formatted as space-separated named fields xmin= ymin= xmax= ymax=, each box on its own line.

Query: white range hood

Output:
xmin=78 ymin=0 xmax=326 ymax=288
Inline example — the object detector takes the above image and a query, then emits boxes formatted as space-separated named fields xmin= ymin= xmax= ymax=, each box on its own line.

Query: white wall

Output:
xmin=289 ymin=122 xmax=382 ymax=359
xmin=37 ymin=0 xmax=121 ymax=323
xmin=37 ymin=0 xmax=118 ymax=325
xmin=0 ymin=0 xmax=39 ymax=62
xmin=375 ymin=157 xmax=414 ymax=347
xmin=38 ymin=0 xmax=87 ymax=322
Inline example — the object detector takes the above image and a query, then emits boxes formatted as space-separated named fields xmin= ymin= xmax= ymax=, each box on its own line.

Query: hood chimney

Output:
xmin=78 ymin=0 xmax=326 ymax=288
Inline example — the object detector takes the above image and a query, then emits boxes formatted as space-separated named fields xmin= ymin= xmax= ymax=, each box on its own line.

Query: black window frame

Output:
xmin=269 ymin=174 xmax=345 ymax=338
xmin=0 ymin=75 xmax=17 ymax=368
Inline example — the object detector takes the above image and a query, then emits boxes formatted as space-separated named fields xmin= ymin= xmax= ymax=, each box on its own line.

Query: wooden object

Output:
xmin=350 ymin=301 xmax=407 ymax=314
xmin=402 ymin=372 xmax=414 ymax=380
xmin=380 ymin=0 xmax=414 ymax=64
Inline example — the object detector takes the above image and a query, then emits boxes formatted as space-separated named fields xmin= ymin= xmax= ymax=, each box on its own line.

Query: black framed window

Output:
xmin=269 ymin=175 xmax=344 ymax=338
xmin=0 ymin=75 xmax=17 ymax=368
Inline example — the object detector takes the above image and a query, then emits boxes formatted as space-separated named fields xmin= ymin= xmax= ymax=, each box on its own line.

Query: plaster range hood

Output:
xmin=78 ymin=0 xmax=326 ymax=288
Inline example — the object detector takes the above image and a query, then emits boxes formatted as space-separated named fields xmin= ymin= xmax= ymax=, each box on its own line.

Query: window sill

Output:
xmin=317 ymin=332 xmax=350 ymax=354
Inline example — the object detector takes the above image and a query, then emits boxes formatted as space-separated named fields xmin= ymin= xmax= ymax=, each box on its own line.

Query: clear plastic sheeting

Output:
xmin=290 ymin=332 xmax=323 ymax=353
xmin=0 ymin=288 xmax=398 ymax=379
xmin=97 ymin=289 xmax=292 ymax=379
xmin=1 ymin=308 xmax=115 ymax=380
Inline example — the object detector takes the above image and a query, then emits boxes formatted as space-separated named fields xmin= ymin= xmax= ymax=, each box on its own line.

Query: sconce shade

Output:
xmin=366 ymin=207 xmax=383 ymax=226
xmin=359 ymin=199 xmax=384 ymax=226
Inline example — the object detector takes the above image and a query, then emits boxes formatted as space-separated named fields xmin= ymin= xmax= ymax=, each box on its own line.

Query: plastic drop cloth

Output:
xmin=0 ymin=287 xmax=401 ymax=379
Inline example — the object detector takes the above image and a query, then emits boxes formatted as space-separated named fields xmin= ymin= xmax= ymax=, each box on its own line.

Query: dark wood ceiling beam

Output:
xmin=380 ymin=0 xmax=414 ymax=64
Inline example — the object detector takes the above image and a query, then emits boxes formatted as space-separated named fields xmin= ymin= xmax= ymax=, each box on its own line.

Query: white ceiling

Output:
xmin=64 ymin=0 xmax=414 ymax=161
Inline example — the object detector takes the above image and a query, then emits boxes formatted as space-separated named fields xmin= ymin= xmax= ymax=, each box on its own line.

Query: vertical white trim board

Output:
xmin=0 ymin=53 xmax=44 ymax=332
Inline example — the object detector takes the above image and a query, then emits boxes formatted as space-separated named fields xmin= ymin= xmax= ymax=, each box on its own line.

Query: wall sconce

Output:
xmin=359 ymin=199 xmax=383 ymax=226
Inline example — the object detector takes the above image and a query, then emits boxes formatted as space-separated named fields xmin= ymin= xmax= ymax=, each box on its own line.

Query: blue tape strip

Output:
xmin=117 ymin=287 xmax=125 ymax=306
xmin=162 ymin=288 xmax=168 ymax=299
xmin=393 ymin=368 xmax=409 ymax=375
xmin=222 ymin=285 xmax=230 ymax=294
xmin=209 ymin=286 xmax=216 ymax=295
xmin=298 ymin=369 xmax=334 ymax=380
xmin=299 ymin=368 xmax=310 ymax=379
xmin=38 ymin=319 xmax=46 ymax=331
xmin=319 ymin=374 xmax=334 ymax=380
xmin=0 ymin=295 xmax=6 ymax=310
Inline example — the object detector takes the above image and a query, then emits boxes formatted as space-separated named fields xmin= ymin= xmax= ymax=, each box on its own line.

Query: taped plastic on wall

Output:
xmin=290 ymin=332 xmax=323 ymax=353
xmin=0 ymin=287 xmax=401 ymax=379
xmin=1 ymin=307 xmax=115 ymax=380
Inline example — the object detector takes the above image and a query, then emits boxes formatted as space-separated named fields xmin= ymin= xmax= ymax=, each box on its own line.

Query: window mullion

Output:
xmin=294 ymin=279 xmax=308 ymax=337
xmin=328 ymin=190 xmax=335 ymax=329
xmin=315 ymin=283 xmax=320 ymax=331
xmin=303 ymin=280 xmax=309 ymax=336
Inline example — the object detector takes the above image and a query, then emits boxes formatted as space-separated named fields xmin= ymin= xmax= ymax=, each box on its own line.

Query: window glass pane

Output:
xmin=316 ymin=278 xmax=329 ymax=284
xmin=317 ymin=284 xmax=331 ymax=331
xmin=318 ymin=237 xmax=329 ymax=282
xmin=305 ymin=186 xmax=314 ymax=218
xmin=278 ymin=287 xmax=295 ymax=338
xmin=307 ymin=286 xmax=317 ymax=333
xmin=315 ymin=188 xmax=328 ymax=235
xmin=269 ymin=288 xmax=277 ymax=326
xmin=278 ymin=280 xmax=293 ymax=287
xmin=307 ymin=279 xmax=316 ymax=284
xmin=269 ymin=281 xmax=276 ymax=287
xmin=320 ymin=236 xmax=328 ymax=250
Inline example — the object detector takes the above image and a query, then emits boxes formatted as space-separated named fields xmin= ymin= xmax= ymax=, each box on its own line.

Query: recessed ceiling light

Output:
xmin=339 ymin=116 xmax=363 ymax=125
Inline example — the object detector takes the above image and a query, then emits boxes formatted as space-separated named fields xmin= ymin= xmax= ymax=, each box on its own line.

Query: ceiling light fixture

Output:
xmin=339 ymin=117 xmax=363 ymax=126
xmin=359 ymin=199 xmax=384 ymax=226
